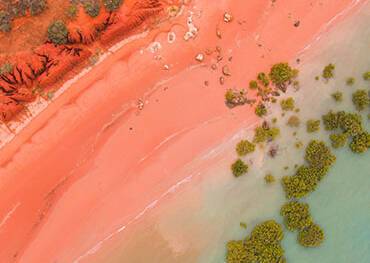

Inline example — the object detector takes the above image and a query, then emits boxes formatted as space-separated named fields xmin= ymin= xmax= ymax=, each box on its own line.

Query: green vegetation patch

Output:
xmin=331 ymin=91 xmax=343 ymax=102
xmin=281 ymin=201 xmax=313 ymax=231
xmin=29 ymin=0 xmax=47 ymax=16
xmin=226 ymin=220 xmax=285 ymax=263
xmin=305 ymin=140 xmax=336 ymax=169
xmin=48 ymin=20 xmax=69 ymax=45
xmin=306 ymin=119 xmax=320 ymax=133
xmin=225 ymin=89 xmax=247 ymax=107
xmin=352 ymin=89 xmax=369 ymax=111
xmin=280 ymin=97 xmax=295 ymax=111
xmin=231 ymin=159 xmax=249 ymax=177
xmin=257 ymin=72 xmax=270 ymax=87
xmin=236 ymin=140 xmax=255 ymax=156
xmin=339 ymin=112 xmax=363 ymax=136
xmin=322 ymin=63 xmax=335 ymax=80
xmin=346 ymin=77 xmax=355 ymax=86
xmin=363 ymin=71 xmax=370 ymax=81
xmin=0 ymin=11 xmax=11 ymax=32
xmin=269 ymin=62 xmax=298 ymax=87
xmin=264 ymin=174 xmax=275 ymax=184
xmin=253 ymin=125 xmax=280 ymax=143
xmin=282 ymin=165 xmax=328 ymax=199
xmin=255 ymin=103 xmax=267 ymax=117
xmin=329 ymin=133 xmax=348 ymax=148
xmin=350 ymin=131 xmax=370 ymax=153
xmin=84 ymin=0 xmax=101 ymax=17
xmin=249 ymin=80 xmax=258 ymax=90
xmin=103 ymin=0 xmax=123 ymax=11
xmin=297 ymin=223 xmax=325 ymax=247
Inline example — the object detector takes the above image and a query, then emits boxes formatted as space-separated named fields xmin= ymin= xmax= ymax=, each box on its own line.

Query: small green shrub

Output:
xmin=257 ymin=72 xmax=270 ymax=87
xmin=352 ymin=89 xmax=369 ymax=111
xmin=305 ymin=140 xmax=336 ymax=168
xmin=280 ymin=97 xmax=295 ymax=111
xmin=264 ymin=174 xmax=275 ymax=184
xmin=47 ymin=20 xmax=69 ymax=45
xmin=282 ymin=165 xmax=328 ymax=199
xmin=255 ymin=103 xmax=267 ymax=117
xmin=84 ymin=0 xmax=101 ymax=17
xmin=253 ymin=126 xmax=280 ymax=143
xmin=236 ymin=140 xmax=255 ymax=156
xmin=346 ymin=77 xmax=355 ymax=86
xmin=322 ymin=110 xmax=343 ymax=130
xmin=231 ymin=159 xmax=248 ymax=177
xmin=339 ymin=112 xmax=363 ymax=136
xmin=306 ymin=119 xmax=320 ymax=133
xmin=29 ymin=0 xmax=47 ymax=16
xmin=103 ymin=0 xmax=123 ymax=12
xmin=322 ymin=63 xmax=335 ymax=80
xmin=0 ymin=11 xmax=11 ymax=32
xmin=331 ymin=91 xmax=343 ymax=102
xmin=0 ymin=62 xmax=13 ymax=75
xmin=249 ymin=80 xmax=258 ymax=90
xmin=225 ymin=89 xmax=247 ymax=107
xmin=298 ymin=224 xmax=324 ymax=247
xmin=363 ymin=71 xmax=370 ymax=81
xmin=226 ymin=220 xmax=285 ymax=263
xmin=66 ymin=4 xmax=78 ymax=19
xmin=329 ymin=133 xmax=348 ymax=148
xmin=226 ymin=240 xmax=247 ymax=263
xmin=269 ymin=62 xmax=298 ymax=87
xmin=350 ymin=132 xmax=370 ymax=153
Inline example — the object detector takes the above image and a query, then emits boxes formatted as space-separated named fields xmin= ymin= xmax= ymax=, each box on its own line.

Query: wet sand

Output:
xmin=0 ymin=0 xmax=364 ymax=262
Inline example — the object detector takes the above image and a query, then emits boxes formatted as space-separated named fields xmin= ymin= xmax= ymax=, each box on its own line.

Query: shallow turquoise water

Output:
xmin=283 ymin=140 xmax=370 ymax=263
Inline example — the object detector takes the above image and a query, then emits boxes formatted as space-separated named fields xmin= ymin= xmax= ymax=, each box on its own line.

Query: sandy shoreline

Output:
xmin=0 ymin=0 xmax=365 ymax=262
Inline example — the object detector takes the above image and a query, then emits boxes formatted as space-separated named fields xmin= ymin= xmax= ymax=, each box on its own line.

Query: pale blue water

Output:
xmin=283 ymin=139 xmax=370 ymax=263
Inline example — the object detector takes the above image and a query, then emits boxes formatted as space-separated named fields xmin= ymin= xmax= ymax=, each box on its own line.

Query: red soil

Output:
xmin=0 ymin=0 xmax=172 ymax=124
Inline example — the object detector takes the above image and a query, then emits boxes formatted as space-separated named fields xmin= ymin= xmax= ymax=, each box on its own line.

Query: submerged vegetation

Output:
xmin=306 ymin=119 xmax=320 ymax=133
xmin=226 ymin=60 xmax=369 ymax=261
xmin=253 ymin=125 xmax=280 ymax=143
xmin=297 ymin=223 xmax=325 ymax=247
xmin=226 ymin=220 xmax=286 ymax=263
xmin=331 ymin=91 xmax=343 ymax=102
xmin=322 ymin=63 xmax=335 ymax=80
xmin=236 ymin=140 xmax=255 ymax=156
xmin=352 ymin=89 xmax=369 ymax=111
xmin=281 ymin=201 xmax=313 ymax=231
xmin=280 ymin=97 xmax=295 ymax=111
xmin=231 ymin=159 xmax=249 ymax=177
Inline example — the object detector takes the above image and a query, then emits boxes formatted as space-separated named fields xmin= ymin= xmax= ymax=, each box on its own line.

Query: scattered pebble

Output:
xmin=163 ymin=64 xmax=170 ymax=70
xmin=222 ymin=65 xmax=231 ymax=76
xmin=216 ymin=28 xmax=222 ymax=38
xmin=204 ymin=81 xmax=209 ymax=86
xmin=195 ymin=53 xmax=204 ymax=62
xmin=294 ymin=20 xmax=300 ymax=27
xmin=137 ymin=99 xmax=144 ymax=110
xmin=211 ymin=64 xmax=217 ymax=70
xmin=167 ymin=32 xmax=176 ymax=43
xmin=219 ymin=76 xmax=225 ymax=85
xmin=223 ymin=12 xmax=233 ymax=23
